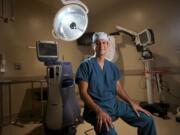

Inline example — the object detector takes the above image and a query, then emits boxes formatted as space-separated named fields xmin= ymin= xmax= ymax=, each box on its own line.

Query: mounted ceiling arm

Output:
xmin=0 ymin=0 xmax=15 ymax=23
xmin=61 ymin=0 xmax=89 ymax=13
xmin=114 ymin=25 xmax=154 ymax=58
xmin=116 ymin=26 xmax=138 ymax=37
xmin=10 ymin=0 xmax=15 ymax=22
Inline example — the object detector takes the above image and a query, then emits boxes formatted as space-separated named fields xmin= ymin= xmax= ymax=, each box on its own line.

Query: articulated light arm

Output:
xmin=116 ymin=25 xmax=138 ymax=37
xmin=116 ymin=25 xmax=141 ymax=46
xmin=61 ymin=0 xmax=89 ymax=13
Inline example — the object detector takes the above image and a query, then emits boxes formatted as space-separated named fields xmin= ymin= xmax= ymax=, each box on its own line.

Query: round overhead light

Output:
xmin=53 ymin=4 xmax=88 ymax=41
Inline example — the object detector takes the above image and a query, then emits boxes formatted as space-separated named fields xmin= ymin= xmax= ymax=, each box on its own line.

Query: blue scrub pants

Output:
xmin=84 ymin=101 xmax=157 ymax=135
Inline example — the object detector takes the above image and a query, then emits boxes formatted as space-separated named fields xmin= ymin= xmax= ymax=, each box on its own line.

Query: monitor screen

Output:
xmin=139 ymin=31 xmax=149 ymax=45
xmin=138 ymin=29 xmax=154 ymax=46
xmin=36 ymin=41 xmax=58 ymax=62
xmin=38 ymin=43 xmax=57 ymax=56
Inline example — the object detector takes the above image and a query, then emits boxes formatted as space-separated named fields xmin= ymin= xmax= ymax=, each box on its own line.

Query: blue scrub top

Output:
xmin=75 ymin=57 xmax=121 ymax=115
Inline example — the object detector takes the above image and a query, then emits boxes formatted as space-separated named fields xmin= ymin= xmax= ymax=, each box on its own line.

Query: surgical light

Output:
xmin=52 ymin=0 xmax=88 ymax=41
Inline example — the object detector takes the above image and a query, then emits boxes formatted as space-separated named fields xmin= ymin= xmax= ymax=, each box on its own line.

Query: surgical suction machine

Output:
xmin=36 ymin=40 xmax=82 ymax=135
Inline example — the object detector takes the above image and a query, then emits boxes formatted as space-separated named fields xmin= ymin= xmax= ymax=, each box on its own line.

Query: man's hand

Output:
xmin=130 ymin=102 xmax=151 ymax=117
xmin=96 ymin=110 xmax=113 ymax=133
xmin=78 ymin=81 xmax=113 ymax=132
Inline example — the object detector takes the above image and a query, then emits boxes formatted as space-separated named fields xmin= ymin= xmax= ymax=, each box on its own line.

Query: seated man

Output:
xmin=75 ymin=32 xmax=157 ymax=135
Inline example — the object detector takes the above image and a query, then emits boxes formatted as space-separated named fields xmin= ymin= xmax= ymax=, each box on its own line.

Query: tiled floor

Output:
xmin=0 ymin=113 xmax=180 ymax=135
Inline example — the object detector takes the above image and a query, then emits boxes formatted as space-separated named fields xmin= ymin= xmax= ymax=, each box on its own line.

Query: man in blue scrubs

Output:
xmin=75 ymin=32 xmax=157 ymax=135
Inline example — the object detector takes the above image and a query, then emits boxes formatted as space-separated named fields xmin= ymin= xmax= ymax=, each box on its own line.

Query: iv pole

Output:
xmin=143 ymin=59 xmax=153 ymax=104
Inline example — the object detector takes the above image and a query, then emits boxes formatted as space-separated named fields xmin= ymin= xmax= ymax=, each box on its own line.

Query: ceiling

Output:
xmin=36 ymin=0 xmax=127 ymax=17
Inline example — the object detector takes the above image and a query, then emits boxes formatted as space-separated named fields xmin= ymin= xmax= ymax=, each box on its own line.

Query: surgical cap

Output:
xmin=92 ymin=32 xmax=109 ymax=43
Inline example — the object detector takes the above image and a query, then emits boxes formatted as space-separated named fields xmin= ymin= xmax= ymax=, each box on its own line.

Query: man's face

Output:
xmin=94 ymin=39 xmax=109 ymax=56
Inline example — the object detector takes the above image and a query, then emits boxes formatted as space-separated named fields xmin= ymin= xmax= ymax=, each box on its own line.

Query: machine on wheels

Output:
xmin=36 ymin=40 xmax=82 ymax=135
xmin=111 ymin=26 xmax=169 ymax=119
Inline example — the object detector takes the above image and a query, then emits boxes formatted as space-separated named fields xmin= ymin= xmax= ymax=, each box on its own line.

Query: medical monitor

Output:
xmin=137 ymin=29 xmax=154 ymax=46
xmin=36 ymin=41 xmax=58 ymax=62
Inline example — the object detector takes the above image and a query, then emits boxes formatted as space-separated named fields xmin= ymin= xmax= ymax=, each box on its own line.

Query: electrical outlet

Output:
xmin=14 ymin=64 xmax=21 ymax=70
